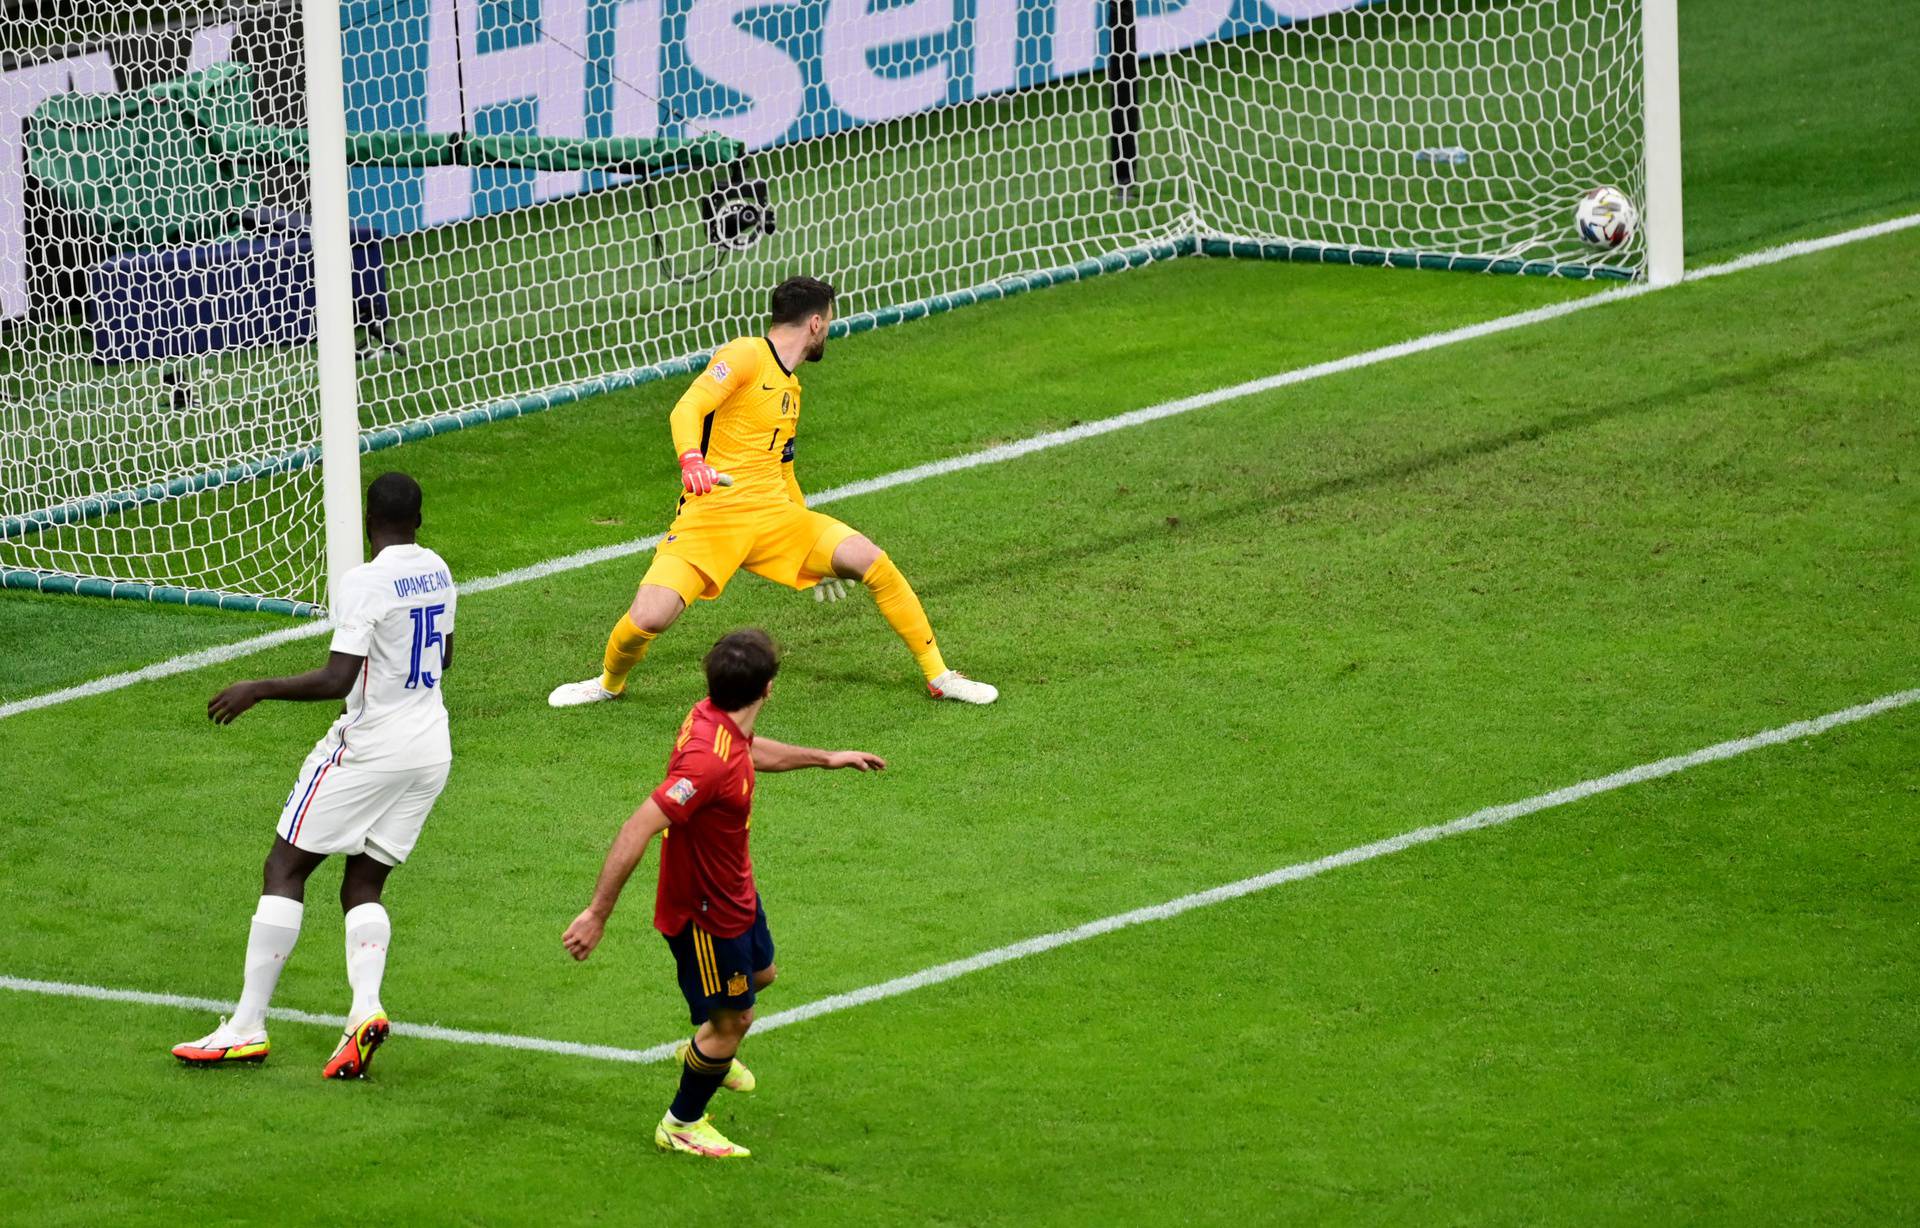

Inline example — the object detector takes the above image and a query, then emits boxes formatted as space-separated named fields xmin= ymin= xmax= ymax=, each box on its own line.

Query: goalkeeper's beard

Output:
xmin=806 ymin=337 xmax=827 ymax=363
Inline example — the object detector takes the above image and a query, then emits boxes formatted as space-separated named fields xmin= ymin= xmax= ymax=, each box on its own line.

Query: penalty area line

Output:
xmin=737 ymin=684 xmax=1920 ymax=1039
xmin=3 ymin=208 xmax=1917 ymax=725
xmin=3 ymin=686 xmax=1913 ymax=1065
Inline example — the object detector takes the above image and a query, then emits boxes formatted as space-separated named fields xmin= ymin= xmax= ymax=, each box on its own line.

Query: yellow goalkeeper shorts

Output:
xmin=643 ymin=497 xmax=858 ymax=604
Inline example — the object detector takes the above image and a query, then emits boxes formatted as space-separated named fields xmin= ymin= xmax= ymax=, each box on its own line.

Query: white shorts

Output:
xmin=277 ymin=747 xmax=449 ymax=866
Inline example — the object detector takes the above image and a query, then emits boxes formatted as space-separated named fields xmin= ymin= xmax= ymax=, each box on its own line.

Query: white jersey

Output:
xmin=318 ymin=542 xmax=457 ymax=771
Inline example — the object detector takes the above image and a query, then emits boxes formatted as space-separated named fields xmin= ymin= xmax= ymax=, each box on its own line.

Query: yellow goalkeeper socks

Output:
xmin=599 ymin=612 xmax=658 ymax=694
xmin=861 ymin=553 xmax=948 ymax=682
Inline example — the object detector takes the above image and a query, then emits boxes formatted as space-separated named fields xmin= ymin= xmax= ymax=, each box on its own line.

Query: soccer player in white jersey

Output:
xmin=172 ymin=473 xmax=457 ymax=1079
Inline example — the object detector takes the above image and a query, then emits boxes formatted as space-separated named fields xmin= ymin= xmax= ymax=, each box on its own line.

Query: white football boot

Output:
xmin=927 ymin=671 xmax=998 ymax=705
xmin=548 ymin=678 xmax=620 ymax=708
xmin=172 ymin=1017 xmax=270 ymax=1065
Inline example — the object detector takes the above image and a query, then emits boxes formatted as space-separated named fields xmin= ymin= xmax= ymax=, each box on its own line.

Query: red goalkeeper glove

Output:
xmin=679 ymin=449 xmax=719 ymax=496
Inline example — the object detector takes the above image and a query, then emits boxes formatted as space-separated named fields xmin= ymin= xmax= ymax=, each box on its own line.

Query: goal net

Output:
xmin=0 ymin=0 xmax=1665 ymax=615
xmin=1182 ymin=0 xmax=1649 ymax=273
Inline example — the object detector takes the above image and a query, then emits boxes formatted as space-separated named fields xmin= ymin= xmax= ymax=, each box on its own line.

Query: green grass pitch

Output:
xmin=2 ymin=0 xmax=1918 ymax=1222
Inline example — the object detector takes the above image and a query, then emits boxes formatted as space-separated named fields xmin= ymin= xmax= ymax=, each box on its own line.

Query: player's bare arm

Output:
xmin=750 ymin=737 xmax=885 ymax=773
xmin=562 ymin=798 xmax=672 ymax=961
xmin=208 ymin=650 xmax=367 ymax=724
xmin=208 ymin=634 xmax=453 ymax=725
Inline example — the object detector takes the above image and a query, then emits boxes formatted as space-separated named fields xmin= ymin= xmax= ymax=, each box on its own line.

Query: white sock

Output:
xmin=343 ymin=901 xmax=391 ymax=1021
xmin=231 ymin=894 xmax=303 ymax=1034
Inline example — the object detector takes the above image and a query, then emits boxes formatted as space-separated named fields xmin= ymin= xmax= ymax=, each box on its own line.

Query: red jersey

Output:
xmin=650 ymin=699 xmax=758 ymax=938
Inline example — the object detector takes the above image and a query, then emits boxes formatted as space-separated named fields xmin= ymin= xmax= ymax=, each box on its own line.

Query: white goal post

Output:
xmin=0 ymin=0 xmax=1684 ymax=616
xmin=302 ymin=0 xmax=364 ymax=611
xmin=1640 ymin=0 xmax=1686 ymax=287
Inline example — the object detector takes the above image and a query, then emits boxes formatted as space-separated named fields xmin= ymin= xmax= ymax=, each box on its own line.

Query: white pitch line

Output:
xmin=1685 ymin=212 xmax=1920 ymax=281
xmin=0 ymin=975 xmax=680 ymax=1064
xmin=5 ymin=686 xmax=1914 ymax=1064
xmin=743 ymin=686 xmax=1920 ymax=1039
xmin=4 ymin=209 xmax=1916 ymax=724
xmin=0 ymin=621 xmax=334 ymax=720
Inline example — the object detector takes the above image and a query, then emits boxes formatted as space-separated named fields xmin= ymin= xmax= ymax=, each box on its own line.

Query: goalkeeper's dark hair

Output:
xmin=366 ymin=471 xmax=423 ymax=531
xmin=769 ymin=276 xmax=836 ymax=326
xmin=705 ymin=628 xmax=781 ymax=712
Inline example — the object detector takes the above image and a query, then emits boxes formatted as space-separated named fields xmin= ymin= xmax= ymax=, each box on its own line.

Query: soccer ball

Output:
xmin=1575 ymin=187 xmax=1638 ymax=249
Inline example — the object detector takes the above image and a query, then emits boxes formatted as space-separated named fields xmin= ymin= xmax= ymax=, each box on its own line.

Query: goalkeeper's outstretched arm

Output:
xmin=668 ymin=380 xmax=724 ymax=458
xmin=670 ymin=346 xmax=753 ymax=495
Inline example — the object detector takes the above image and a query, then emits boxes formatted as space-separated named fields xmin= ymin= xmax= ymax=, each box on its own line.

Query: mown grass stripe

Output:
xmin=4 ymin=686 xmax=1912 ymax=1062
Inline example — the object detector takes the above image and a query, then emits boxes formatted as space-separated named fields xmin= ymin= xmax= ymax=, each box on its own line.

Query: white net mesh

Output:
xmin=1 ymin=11 xmax=328 ymax=611
xmin=1182 ymin=0 xmax=1646 ymax=270
xmin=0 ymin=0 xmax=1650 ymax=614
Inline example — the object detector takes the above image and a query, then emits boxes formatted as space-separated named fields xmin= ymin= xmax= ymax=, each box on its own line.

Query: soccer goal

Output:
xmin=0 ymin=0 xmax=1681 ymax=616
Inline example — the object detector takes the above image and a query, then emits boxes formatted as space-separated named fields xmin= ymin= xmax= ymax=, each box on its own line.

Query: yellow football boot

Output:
xmin=655 ymin=1114 xmax=751 ymax=1159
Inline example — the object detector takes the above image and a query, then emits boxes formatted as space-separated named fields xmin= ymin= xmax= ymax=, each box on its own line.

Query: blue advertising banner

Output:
xmin=335 ymin=0 xmax=1363 ymax=234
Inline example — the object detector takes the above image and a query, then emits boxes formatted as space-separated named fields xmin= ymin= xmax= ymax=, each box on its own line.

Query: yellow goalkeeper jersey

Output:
xmin=669 ymin=337 xmax=804 ymax=508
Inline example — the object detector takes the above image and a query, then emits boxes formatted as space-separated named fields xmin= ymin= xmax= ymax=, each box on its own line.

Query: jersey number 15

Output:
xmin=407 ymin=603 xmax=448 ymax=689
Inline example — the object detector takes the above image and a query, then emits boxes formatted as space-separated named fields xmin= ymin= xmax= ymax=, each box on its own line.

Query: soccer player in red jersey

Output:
xmin=561 ymin=628 xmax=885 ymax=1159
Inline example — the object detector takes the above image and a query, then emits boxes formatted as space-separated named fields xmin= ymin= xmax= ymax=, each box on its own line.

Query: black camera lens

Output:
xmin=700 ymin=170 xmax=776 ymax=253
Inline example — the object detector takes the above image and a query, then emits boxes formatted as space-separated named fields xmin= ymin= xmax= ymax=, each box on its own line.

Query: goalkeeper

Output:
xmin=549 ymin=276 xmax=997 ymax=708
